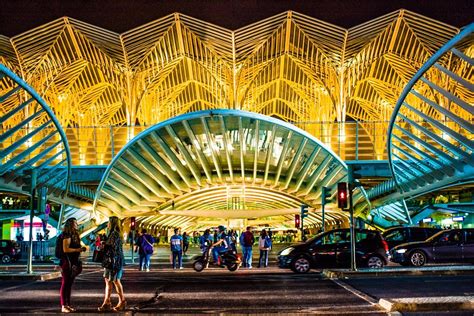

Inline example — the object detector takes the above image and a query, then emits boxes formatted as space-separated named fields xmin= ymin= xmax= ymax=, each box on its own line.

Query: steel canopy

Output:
xmin=94 ymin=109 xmax=353 ymax=229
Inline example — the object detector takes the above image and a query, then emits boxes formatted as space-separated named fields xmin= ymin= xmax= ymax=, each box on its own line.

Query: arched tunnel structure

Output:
xmin=93 ymin=110 xmax=369 ymax=231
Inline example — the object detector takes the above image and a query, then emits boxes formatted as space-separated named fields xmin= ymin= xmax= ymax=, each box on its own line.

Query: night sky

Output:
xmin=0 ymin=0 xmax=473 ymax=37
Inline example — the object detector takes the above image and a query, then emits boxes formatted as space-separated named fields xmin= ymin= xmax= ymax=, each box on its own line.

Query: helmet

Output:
xmin=218 ymin=225 xmax=226 ymax=232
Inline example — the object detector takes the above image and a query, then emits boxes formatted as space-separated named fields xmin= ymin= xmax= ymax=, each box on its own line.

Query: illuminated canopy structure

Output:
xmin=0 ymin=64 xmax=71 ymax=196
xmin=370 ymin=23 xmax=473 ymax=227
xmin=0 ymin=10 xmax=465 ymax=165
xmin=0 ymin=10 xmax=472 ymax=229
xmin=93 ymin=110 xmax=370 ymax=229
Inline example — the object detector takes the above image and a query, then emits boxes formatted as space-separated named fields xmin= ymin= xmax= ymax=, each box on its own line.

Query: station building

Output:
xmin=0 ymin=10 xmax=472 ymax=242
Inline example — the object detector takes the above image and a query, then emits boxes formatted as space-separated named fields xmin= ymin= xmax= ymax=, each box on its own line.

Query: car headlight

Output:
xmin=279 ymin=247 xmax=294 ymax=256
xmin=395 ymin=248 xmax=407 ymax=254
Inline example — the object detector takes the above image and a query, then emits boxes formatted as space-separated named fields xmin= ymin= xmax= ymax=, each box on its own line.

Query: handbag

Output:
xmin=93 ymin=249 xmax=104 ymax=262
xmin=102 ymin=245 xmax=115 ymax=269
xmin=143 ymin=236 xmax=154 ymax=255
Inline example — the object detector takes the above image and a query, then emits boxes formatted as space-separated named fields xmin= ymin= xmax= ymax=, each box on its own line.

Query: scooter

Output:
xmin=193 ymin=242 xmax=241 ymax=272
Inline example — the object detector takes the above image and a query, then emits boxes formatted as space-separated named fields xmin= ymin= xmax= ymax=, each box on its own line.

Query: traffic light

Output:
xmin=130 ymin=217 xmax=136 ymax=230
xmin=337 ymin=182 xmax=348 ymax=209
xmin=300 ymin=204 xmax=309 ymax=219
xmin=321 ymin=187 xmax=331 ymax=206
xmin=348 ymin=165 xmax=362 ymax=187
xmin=295 ymin=214 xmax=301 ymax=228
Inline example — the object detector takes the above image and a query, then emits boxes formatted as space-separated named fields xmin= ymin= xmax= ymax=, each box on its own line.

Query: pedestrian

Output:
xmin=98 ymin=216 xmax=126 ymax=312
xmin=182 ymin=232 xmax=190 ymax=255
xmin=95 ymin=234 xmax=102 ymax=251
xmin=228 ymin=230 xmax=237 ymax=252
xmin=135 ymin=229 xmax=154 ymax=272
xmin=258 ymin=229 xmax=272 ymax=268
xmin=240 ymin=226 xmax=255 ymax=268
xmin=170 ymin=228 xmax=183 ymax=269
xmin=199 ymin=229 xmax=213 ymax=253
xmin=59 ymin=217 xmax=87 ymax=313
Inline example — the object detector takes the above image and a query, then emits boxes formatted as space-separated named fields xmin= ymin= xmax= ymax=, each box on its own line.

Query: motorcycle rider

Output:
xmin=211 ymin=225 xmax=230 ymax=264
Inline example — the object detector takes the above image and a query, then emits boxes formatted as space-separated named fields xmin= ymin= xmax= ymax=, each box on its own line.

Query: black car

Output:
xmin=382 ymin=227 xmax=442 ymax=250
xmin=0 ymin=240 xmax=21 ymax=263
xmin=278 ymin=229 xmax=389 ymax=273
xmin=391 ymin=229 xmax=474 ymax=267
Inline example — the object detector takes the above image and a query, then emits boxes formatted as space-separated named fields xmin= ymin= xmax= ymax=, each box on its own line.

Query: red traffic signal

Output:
xmin=130 ymin=217 xmax=136 ymax=230
xmin=295 ymin=214 xmax=301 ymax=228
xmin=337 ymin=182 xmax=348 ymax=209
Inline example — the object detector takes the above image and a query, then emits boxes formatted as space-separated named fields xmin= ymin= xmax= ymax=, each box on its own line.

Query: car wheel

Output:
xmin=291 ymin=256 xmax=311 ymax=273
xmin=366 ymin=255 xmax=384 ymax=268
xmin=409 ymin=250 xmax=426 ymax=267
xmin=1 ymin=254 xmax=12 ymax=264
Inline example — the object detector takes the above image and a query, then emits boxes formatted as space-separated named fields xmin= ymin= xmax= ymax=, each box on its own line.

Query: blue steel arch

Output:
xmin=0 ymin=64 xmax=72 ymax=196
xmin=94 ymin=109 xmax=367 ymax=229
xmin=387 ymin=23 xmax=473 ymax=197
xmin=373 ymin=24 xmax=474 ymax=228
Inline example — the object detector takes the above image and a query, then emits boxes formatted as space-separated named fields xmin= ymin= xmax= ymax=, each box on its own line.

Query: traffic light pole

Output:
xmin=321 ymin=203 xmax=325 ymax=233
xmin=27 ymin=169 xmax=37 ymax=274
xmin=349 ymin=183 xmax=357 ymax=271
xmin=131 ymin=230 xmax=135 ymax=264
xmin=300 ymin=217 xmax=305 ymax=241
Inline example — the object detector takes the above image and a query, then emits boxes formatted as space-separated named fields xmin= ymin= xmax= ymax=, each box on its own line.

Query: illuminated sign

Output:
xmin=452 ymin=216 xmax=464 ymax=222
xmin=422 ymin=218 xmax=433 ymax=223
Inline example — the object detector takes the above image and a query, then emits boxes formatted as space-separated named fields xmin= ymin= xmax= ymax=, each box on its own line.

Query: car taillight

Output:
xmin=381 ymin=240 xmax=389 ymax=252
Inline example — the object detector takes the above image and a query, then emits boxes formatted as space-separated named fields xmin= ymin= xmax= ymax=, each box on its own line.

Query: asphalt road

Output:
xmin=0 ymin=265 xmax=473 ymax=315
xmin=0 ymin=266 xmax=386 ymax=315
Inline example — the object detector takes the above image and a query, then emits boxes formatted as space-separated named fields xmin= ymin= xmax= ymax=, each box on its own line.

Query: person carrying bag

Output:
xmin=135 ymin=229 xmax=155 ymax=272
xmin=57 ymin=217 xmax=87 ymax=313
xmin=98 ymin=216 xmax=126 ymax=312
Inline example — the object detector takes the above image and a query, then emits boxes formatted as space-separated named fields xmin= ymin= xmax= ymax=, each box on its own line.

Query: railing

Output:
xmin=62 ymin=121 xmax=390 ymax=165
xmin=5 ymin=119 xmax=471 ymax=167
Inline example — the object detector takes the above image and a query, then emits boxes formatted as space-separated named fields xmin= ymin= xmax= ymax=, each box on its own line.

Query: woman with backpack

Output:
xmin=98 ymin=216 xmax=126 ymax=312
xmin=58 ymin=217 xmax=87 ymax=313
xmin=258 ymin=229 xmax=272 ymax=268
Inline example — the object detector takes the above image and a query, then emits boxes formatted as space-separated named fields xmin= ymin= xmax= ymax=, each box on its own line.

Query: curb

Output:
xmin=379 ymin=296 xmax=474 ymax=312
xmin=0 ymin=271 xmax=61 ymax=281
xmin=322 ymin=267 xmax=474 ymax=279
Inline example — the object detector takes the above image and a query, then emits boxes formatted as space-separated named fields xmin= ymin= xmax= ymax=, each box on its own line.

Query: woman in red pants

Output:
xmin=59 ymin=217 xmax=86 ymax=313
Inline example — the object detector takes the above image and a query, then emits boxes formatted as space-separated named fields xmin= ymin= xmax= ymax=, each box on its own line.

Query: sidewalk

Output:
xmin=327 ymin=266 xmax=474 ymax=313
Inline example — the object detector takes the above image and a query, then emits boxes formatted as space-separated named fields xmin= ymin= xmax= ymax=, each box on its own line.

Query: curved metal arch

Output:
xmin=94 ymin=109 xmax=356 ymax=228
xmin=387 ymin=23 xmax=474 ymax=198
xmin=0 ymin=64 xmax=72 ymax=196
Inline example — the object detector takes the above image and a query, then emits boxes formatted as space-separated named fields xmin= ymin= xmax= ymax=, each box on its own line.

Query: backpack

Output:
xmin=264 ymin=236 xmax=272 ymax=249
xmin=243 ymin=232 xmax=254 ymax=247
xmin=55 ymin=233 xmax=65 ymax=259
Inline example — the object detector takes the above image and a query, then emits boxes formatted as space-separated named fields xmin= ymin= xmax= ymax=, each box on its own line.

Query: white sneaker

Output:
xmin=179 ymin=267 xmax=183 ymax=269
xmin=146 ymin=268 xmax=150 ymax=272
xmin=248 ymin=266 xmax=252 ymax=269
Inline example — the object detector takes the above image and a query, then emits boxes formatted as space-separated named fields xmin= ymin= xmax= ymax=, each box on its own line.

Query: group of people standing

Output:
xmin=239 ymin=227 xmax=272 ymax=268
xmin=195 ymin=225 xmax=272 ymax=268
xmin=58 ymin=216 xmax=126 ymax=313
